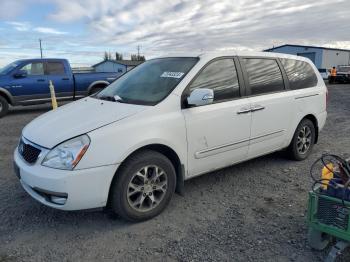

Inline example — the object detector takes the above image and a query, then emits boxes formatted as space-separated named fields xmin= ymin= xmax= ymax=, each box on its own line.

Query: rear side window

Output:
xmin=280 ymin=59 xmax=318 ymax=89
xmin=243 ymin=58 xmax=284 ymax=95
xmin=189 ymin=59 xmax=240 ymax=102
xmin=46 ymin=62 xmax=65 ymax=75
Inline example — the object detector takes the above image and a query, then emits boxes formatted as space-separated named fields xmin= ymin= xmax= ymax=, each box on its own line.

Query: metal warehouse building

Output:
xmin=265 ymin=44 xmax=350 ymax=69
xmin=92 ymin=60 xmax=143 ymax=74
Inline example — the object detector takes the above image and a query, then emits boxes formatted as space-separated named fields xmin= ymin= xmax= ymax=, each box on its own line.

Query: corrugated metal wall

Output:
xmin=322 ymin=50 xmax=350 ymax=69
xmin=267 ymin=46 xmax=323 ymax=68
xmin=267 ymin=46 xmax=350 ymax=69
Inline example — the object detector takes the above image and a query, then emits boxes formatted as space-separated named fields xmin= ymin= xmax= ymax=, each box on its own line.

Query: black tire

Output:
xmin=89 ymin=86 xmax=106 ymax=95
xmin=0 ymin=95 xmax=9 ymax=118
xmin=287 ymin=118 xmax=316 ymax=161
xmin=307 ymin=228 xmax=330 ymax=250
xmin=110 ymin=150 xmax=176 ymax=222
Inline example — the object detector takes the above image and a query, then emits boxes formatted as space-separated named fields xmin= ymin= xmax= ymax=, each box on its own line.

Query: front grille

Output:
xmin=18 ymin=139 xmax=42 ymax=164
xmin=316 ymin=196 xmax=349 ymax=230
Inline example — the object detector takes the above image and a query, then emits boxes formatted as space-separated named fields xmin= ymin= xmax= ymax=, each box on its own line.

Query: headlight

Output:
xmin=42 ymin=135 xmax=90 ymax=170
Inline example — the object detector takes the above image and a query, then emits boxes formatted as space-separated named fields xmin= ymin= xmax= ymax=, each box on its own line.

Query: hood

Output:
xmin=23 ymin=97 xmax=148 ymax=148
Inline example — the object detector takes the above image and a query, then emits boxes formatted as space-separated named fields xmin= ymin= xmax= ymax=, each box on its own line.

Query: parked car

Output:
xmin=0 ymin=58 xmax=119 ymax=117
xmin=318 ymin=68 xmax=330 ymax=80
xmin=335 ymin=65 xmax=350 ymax=83
xmin=14 ymin=52 xmax=327 ymax=221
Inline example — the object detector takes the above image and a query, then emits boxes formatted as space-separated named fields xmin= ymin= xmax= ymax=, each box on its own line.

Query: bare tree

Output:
xmin=115 ymin=52 xmax=123 ymax=60
xmin=131 ymin=54 xmax=146 ymax=61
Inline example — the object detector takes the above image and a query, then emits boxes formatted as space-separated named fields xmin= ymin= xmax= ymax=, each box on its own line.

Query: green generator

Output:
xmin=307 ymin=188 xmax=350 ymax=262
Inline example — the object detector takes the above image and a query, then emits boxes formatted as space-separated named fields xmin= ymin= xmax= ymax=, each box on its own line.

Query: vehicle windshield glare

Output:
xmin=95 ymin=57 xmax=198 ymax=105
xmin=0 ymin=61 xmax=20 ymax=75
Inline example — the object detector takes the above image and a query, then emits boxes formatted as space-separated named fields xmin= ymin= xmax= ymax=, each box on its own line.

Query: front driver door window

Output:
xmin=11 ymin=62 xmax=49 ymax=102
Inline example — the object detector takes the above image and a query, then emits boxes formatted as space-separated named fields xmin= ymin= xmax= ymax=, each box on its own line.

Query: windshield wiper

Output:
xmin=99 ymin=95 xmax=126 ymax=103
xmin=99 ymin=95 xmax=116 ymax=102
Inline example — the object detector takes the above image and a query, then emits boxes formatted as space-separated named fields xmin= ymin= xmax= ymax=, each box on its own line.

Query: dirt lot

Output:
xmin=1 ymin=83 xmax=350 ymax=262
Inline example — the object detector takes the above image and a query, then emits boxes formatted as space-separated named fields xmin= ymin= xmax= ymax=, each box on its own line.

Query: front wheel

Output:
xmin=287 ymin=119 xmax=316 ymax=161
xmin=109 ymin=150 xmax=176 ymax=222
xmin=0 ymin=96 xmax=9 ymax=118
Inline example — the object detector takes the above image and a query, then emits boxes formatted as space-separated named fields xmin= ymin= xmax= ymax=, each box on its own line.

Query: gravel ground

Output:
xmin=0 ymin=83 xmax=350 ymax=262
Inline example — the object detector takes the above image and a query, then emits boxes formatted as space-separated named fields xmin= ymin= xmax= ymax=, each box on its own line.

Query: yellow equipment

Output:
xmin=49 ymin=80 xmax=58 ymax=109
xmin=321 ymin=163 xmax=334 ymax=190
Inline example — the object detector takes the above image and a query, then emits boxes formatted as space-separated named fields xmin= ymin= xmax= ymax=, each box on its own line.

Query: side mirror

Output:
xmin=14 ymin=70 xmax=27 ymax=78
xmin=187 ymin=88 xmax=214 ymax=107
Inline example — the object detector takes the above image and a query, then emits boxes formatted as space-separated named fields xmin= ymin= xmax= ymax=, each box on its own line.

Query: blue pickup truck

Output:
xmin=0 ymin=58 xmax=120 ymax=117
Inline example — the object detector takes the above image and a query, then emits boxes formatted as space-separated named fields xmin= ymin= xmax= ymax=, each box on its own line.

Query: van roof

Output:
xmin=157 ymin=51 xmax=312 ymax=63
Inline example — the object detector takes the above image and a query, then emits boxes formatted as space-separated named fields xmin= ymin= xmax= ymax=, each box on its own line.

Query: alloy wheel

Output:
xmin=297 ymin=125 xmax=312 ymax=154
xmin=127 ymin=165 xmax=168 ymax=212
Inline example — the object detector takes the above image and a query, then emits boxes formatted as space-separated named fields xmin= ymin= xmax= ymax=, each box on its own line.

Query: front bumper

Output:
xmin=14 ymin=148 xmax=118 ymax=210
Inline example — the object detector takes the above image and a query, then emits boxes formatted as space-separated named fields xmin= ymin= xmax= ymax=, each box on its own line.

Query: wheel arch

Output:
xmin=303 ymin=114 xmax=319 ymax=144
xmin=107 ymin=143 xmax=185 ymax=206
xmin=87 ymin=81 xmax=109 ymax=94
xmin=0 ymin=87 xmax=14 ymax=105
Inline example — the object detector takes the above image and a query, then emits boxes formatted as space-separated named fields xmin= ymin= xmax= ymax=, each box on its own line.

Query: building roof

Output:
xmin=92 ymin=59 xmax=143 ymax=67
xmin=264 ymin=44 xmax=350 ymax=53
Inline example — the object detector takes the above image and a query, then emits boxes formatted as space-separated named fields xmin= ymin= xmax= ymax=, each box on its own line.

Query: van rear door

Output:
xmin=45 ymin=60 xmax=74 ymax=99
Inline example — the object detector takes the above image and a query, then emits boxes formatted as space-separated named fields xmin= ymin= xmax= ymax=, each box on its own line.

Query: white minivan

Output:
xmin=14 ymin=51 xmax=327 ymax=221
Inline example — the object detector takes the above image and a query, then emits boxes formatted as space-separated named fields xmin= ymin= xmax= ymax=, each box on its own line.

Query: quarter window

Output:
xmin=280 ymin=59 xmax=318 ymax=89
xmin=20 ymin=62 xmax=44 ymax=75
xmin=243 ymin=58 xmax=284 ymax=95
xmin=189 ymin=59 xmax=240 ymax=102
xmin=46 ymin=62 xmax=65 ymax=75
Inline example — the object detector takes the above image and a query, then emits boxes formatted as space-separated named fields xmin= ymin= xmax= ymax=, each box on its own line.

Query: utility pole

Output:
xmin=137 ymin=45 xmax=140 ymax=58
xmin=39 ymin=39 xmax=43 ymax=58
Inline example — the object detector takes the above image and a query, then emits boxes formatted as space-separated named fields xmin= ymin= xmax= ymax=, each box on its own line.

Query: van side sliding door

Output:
xmin=239 ymin=57 xmax=296 ymax=159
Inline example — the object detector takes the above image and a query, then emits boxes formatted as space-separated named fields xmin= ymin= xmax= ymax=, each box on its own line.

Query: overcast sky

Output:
xmin=0 ymin=0 xmax=349 ymax=67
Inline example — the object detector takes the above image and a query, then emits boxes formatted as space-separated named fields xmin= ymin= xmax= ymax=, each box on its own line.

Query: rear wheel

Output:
xmin=110 ymin=150 xmax=176 ymax=222
xmin=287 ymin=119 xmax=316 ymax=160
xmin=0 ymin=96 xmax=9 ymax=118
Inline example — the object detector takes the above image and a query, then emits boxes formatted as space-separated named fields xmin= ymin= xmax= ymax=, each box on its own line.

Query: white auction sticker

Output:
xmin=161 ymin=72 xmax=184 ymax=78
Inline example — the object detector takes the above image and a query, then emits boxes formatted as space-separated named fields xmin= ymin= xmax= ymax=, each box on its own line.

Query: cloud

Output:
xmin=6 ymin=21 xmax=66 ymax=35
xmin=6 ymin=21 xmax=31 ymax=32
xmin=0 ymin=0 xmax=26 ymax=19
xmin=2 ymin=0 xmax=350 ymax=67
xmin=47 ymin=0 xmax=350 ymax=56
xmin=34 ymin=27 xmax=67 ymax=35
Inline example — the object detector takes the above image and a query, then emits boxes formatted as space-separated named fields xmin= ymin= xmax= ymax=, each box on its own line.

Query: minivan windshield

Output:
xmin=95 ymin=57 xmax=198 ymax=105
xmin=0 ymin=61 xmax=20 ymax=75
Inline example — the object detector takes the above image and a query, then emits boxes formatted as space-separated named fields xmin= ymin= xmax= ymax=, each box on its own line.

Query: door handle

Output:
xmin=37 ymin=79 xmax=45 ymax=82
xmin=62 ymin=78 xmax=70 ymax=80
xmin=237 ymin=107 xmax=251 ymax=114
xmin=251 ymin=105 xmax=265 ymax=112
